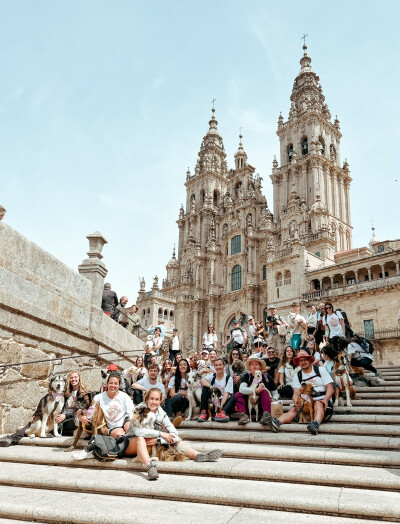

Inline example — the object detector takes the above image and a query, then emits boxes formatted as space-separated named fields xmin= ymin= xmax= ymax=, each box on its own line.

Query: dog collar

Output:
xmin=84 ymin=405 xmax=95 ymax=419
xmin=52 ymin=392 xmax=64 ymax=403
xmin=301 ymin=394 xmax=312 ymax=402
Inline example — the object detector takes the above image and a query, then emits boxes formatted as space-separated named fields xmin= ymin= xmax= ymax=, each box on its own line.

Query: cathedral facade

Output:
xmin=137 ymin=45 xmax=400 ymax=362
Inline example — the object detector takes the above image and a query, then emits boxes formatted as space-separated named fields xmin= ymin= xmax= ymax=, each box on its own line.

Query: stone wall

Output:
xmin=0 ymin=222 xmax=143 ymax=432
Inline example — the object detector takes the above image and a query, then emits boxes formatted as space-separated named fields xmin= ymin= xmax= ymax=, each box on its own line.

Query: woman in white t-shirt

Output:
xmin=202 ymin=324 xmax=218 ymax=351
xmin=92 ymin=373 xmax=134 ymax=437
xmin=277 ymin=346 xmax=299 ymax=399
xmin=323 ymin=302 xmax=345 ymax=341
xmin=168 ymin=359 xmax=191 ymax=417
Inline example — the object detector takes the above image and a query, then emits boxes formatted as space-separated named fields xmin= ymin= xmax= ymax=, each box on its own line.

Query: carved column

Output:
xmin=342 ymin=274 xmax=346 ymax=287
xmin=381 ymin=264 xmax=386 ymax=278
xmin=367 ymin=268 xmax=372 ymax=281
xmin=78 ymin=231 xmax=108 ymax=306
xmin=396 ymin=261 xmax=400 ymax=275
xmin=193 ymin=310 xmax=198 ymax=351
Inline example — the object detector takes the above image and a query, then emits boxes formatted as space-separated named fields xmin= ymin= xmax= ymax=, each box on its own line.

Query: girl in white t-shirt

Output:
xmin=277 ymin=346 xmax=300 ymax=399
xmin=322 ymin=302 xmax=345 ymax=340
xmin=168 ymin=359 xmax=190 ymax=417
xmin=92 ymin=374 xmax=134 ymax=437
xmin=202 ymin=324 xmax=218 ymax=350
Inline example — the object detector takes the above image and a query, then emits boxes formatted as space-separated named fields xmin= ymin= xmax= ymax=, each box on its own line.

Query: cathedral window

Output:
xmin=319 ymin=137 xmax=325 ymax=155
xmin=231 ymin=235 xmax=241 ymax=255
xmin=158 ymin=308 xmax=163 ymax=319
xmin=164 ymin=309 xmax=168 ymax=320
xmin=301 ymin=137 xmax=308 ymax=155
xmin=284 ymin=270 xmax=291 ymax=285
xmin=200 ymin=190 xmax=205 ymax=204
xmin=262 ymin=265 xmax=267 ymax=280
xmin=213 ymin=190 xmax=219 ymax=206
xmin=231 ymin=265 xmax=242 ymax=291
xmin=287 ymin=144 xmax=294 ymax=163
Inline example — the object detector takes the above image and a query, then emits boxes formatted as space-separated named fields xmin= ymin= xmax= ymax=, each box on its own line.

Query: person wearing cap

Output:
xmin=262 ymin=350 xmax=334 ymax=435
xmin=235 ymin=356 xmax=279 ymax=426
xmin=223 ymin=319 xmax=248 ymax=353
xmin=168 ymin=328 xmax=180 ymax=362
xmin=198 ymin=348 xmax=217 ymax=375
xmin=287 ymin=303 xmax=307 ymax=351
xmin=258 ymin=345 xmax=281 ymax=381
xmin=265 ymin=305 xmax=288 ymax=353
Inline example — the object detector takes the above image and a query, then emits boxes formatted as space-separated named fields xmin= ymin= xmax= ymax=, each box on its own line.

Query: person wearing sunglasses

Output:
xmin=322 ymin=302 xmax=345 ymax=342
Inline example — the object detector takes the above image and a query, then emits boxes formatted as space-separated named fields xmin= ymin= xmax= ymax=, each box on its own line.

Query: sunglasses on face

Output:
xmin=326 ymin=306 xmax=333 ymax=310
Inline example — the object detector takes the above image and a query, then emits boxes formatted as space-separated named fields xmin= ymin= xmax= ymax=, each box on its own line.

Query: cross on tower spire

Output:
xmin=211 ymin=98 xmax=216 ymax=109
xmin=301 ymin=33 xmax=308 ymax=47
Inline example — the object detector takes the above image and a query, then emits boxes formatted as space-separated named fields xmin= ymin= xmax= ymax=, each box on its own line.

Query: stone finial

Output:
xmin=186 ymin=168 xmax=191 ymax=180
xmin=278 ymin=113 xmax=284 ymax=128
xmin=86 ymin=231 xmax=108 ymax=260
xmin=152 ymin=275 xmax=159 ymax=291
xmin=140 ymin=277 xmax=146 ymax=291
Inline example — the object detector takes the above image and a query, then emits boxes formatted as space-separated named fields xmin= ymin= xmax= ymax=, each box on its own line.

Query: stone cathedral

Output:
xmin=137 ymin=45 xmax=400 ymax=360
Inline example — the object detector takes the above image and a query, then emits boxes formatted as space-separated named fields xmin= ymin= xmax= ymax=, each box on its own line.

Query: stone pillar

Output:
xmin=342 ymin=274 xmax=346 ymax=287
xmin=355 ymin=270 xmax=359 ymax=283
xmin=330 ymin=276 xmax=333 ymax=288
xmin=193 ymin=310 xmax=198 ymax=351
xmin=78 ymin=231 xmax=108 ymax=306
xmin=367 ymin=268 xmax=372 ymax=281
xmin=381 ymin=264 xmax=386 ymax=278
xmin=209 ymin=308 xmax=213 ymax=325
xmin=396 ymin=261 xmax=400 ymax=275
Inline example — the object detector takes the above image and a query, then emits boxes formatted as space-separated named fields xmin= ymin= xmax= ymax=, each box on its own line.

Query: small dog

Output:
xmin=298 ymin=383 xmax=315 ymax=424
xmin=286 ymin=312 xmax=307 ymax=345
xmin=333 ymin=351 xmax=356 ymax=407
xmin=65 ymin=392 xmax=108 ymax=452
xmin=248 ymin=370 xmax=264 ymax=422
xmin=186 ymin=370 xmax=202 ymax=420
xmin=145 ymin=335 xmax=156 ymax=355
xmin=25 ymin=374 xmax=66 ymax=438
xmin=231 ymin=359 xmax=245 ymax=392
xmin=208 ymin=387 xmax=223 ymax=421
xmin=130 ymin=404 xmax=186 ymax=461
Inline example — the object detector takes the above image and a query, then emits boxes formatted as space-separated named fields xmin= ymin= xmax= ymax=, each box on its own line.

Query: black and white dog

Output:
xmin=25 ymin=374 xmax=66 ymax=438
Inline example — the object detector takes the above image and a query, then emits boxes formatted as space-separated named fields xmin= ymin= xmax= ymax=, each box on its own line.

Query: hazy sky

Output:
xmin=1 ymin=1 xmax=399 ymax=303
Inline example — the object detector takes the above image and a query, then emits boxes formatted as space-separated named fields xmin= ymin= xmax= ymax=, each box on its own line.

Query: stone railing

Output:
xmin=302 ymin=274 xmax=400 ymax=301
xmin=359 ymin=327 xmax=400 ymax=341
xmin=273 ymin=247 xmax=293 ymax=260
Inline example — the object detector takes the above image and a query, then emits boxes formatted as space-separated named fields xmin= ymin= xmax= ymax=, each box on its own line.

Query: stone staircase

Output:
xmin=0 ymin=366 xmax=400 ymax=523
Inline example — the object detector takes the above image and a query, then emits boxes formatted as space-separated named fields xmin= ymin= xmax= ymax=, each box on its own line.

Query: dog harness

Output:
xmin=52 ymin=392 xmax=64 ymax=403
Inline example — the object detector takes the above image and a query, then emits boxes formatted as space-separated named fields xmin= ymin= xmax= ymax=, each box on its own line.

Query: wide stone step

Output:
xmin=1 ymin=462 xmax=400 ymax=521
xmin=0 ymin=486 xmax=389 ymax=524
xmin=0 ymin=446 xmax=399 ymax=491
xmin=280 ymin=398 xmax=400 ymax=406
xmin=8 ymin=437 xmax=400 ymax=468
xmin=181 ymin=420 xmax=400 ymax=436
xmin=179 ymin=429 xmax=400 ymax=450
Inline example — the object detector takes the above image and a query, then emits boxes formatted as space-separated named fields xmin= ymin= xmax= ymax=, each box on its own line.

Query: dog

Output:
xmin=286 ymin=312 xmax=307 ymax=346
xmin=130 ymin=404 xmax=186 ymax=462
xmin=333 ymin=351 xmax=357 ymax=407
xmin=298 ymin=383 xmax=315 ymax=423
xmin=65 ymin=392 xmax=108 ymax=452
xmin=208 ymin=387 xmax=223 ymax=421
xmin=248 ymin=370 xmax=264 ymax=421
xmin=25 ymin=374 xmax=66 ymax=439
xmin=186 ymin=370 xmax=202 ymax=420
xmin=231 ymin=359 xmax=245 ymax=392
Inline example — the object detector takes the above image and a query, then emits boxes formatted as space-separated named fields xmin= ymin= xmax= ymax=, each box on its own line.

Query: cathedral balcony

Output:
xmin=359 ymin=326 xmax=400 ymax=341
xmin=302 ymin=274 xmax=400 ymax=301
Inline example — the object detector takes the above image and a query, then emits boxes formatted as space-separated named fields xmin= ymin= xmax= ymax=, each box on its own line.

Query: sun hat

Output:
xmin=245 ymin=355 xmax=267 ymax=372
xmin=293 ymin=350 xmax=315 ymax=367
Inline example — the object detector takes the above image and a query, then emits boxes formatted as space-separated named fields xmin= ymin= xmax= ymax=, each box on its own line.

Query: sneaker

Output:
xmin=194 ymin=449 xmax=222 ymax=462
xmin=307 ymin=421 xmax=319 ymax=435
xmin=0 ymin=437 xmax=12 ymax=447
xmin=197 ymin=410 xmax=208 ymax=423
xmin=172 ymin=416 xmax=183 ymax=428
xmin=214 ymin=410 xmax=230 ymax=423
xmin=238 ymin=413 xmax=249 ymax=426
xmin=147 ymin=461 xmax=159 ymax=481
xmin=260 ymin=412 xmax=280 ymax=432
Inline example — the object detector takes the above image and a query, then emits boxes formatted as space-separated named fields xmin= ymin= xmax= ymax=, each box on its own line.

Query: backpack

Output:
xmin=357 ymin=336 xmax=374 ymax=355
xmin=86 ymin=434 xmax=129 ymax=462
xmin=297 ymin=365 xmax=321 ymax=385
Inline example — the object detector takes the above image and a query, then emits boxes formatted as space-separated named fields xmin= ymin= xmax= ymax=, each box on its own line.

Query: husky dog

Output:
xmin=248 ymin=370 xmax=264 ymax=421
xmin=186 ymin=370 xmax=202 ymax=420
xmin=25 ymin=374 xmax=66 ymax=438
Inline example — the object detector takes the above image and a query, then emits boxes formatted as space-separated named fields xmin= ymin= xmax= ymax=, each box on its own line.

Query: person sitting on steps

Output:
xmin=197 ymin=358 xmax=235 ymax=422
xmin=132 ymin=364 xmax=165 ymax=405
xmin=262 ymin=350 xmax=334 ymax=435
xmin=235 ymin=356 xmax=279 ymax=426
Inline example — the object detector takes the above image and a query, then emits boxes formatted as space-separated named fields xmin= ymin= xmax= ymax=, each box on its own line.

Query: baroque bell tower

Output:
xmin=270 ymin=43 xmax=352 ymax=259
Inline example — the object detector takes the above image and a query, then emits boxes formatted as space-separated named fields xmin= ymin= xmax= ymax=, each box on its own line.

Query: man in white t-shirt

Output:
xmin=223 ymin=319 xmax=248 ymax=352
xmin=262 ymin=350 xmax=333 ymax=435
xmin=132 ymin=363 xmax=165 ymax=404
xmin=197 ymin=358 xmax=235 ymax=422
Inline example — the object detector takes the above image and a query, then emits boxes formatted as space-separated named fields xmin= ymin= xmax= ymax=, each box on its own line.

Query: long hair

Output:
xmin=135 ymin=356 xmax=144 ymax=368
xmin=324 ymin=302 xmax=336 ymax=318
xmin=281 ymin=346 xmax=297 ymax=368
xmin=228 ymin=348 xmax=243 ymax=364
xmin=160 ymin=359 xmax=173 ymax=381
xmin=174 ymin=359 xmax=190 ymax=392
xmin=64 ymin=370 xmax=87 ymax=398
xmin=144 ymin=387 xmax=163 ymax=403
xmin=207 ymin=324 xmax=216 ymax=335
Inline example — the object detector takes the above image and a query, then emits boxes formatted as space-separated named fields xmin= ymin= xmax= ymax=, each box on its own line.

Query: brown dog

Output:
xmin=65 ymin=393 xmax=108 ymax=452
xmin=333 ymin=351 xmax=356 ymax=407
xmin=298 ymin=383 xmax=315 ymax=424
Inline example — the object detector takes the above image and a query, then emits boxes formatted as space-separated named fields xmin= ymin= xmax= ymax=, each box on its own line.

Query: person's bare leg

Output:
xmin=277 ymin=407 xmax=298 ymax=425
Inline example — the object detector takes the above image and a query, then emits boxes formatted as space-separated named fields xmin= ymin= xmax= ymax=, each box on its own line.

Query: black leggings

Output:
xmin=351 ymin=357 xmax=377 ymax=374
xmin=171 ymin=393 xmax=189 ymax=414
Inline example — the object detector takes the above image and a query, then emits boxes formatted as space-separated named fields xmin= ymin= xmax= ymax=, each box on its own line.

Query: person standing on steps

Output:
xmin=101 ymin=283 xmax=118 ymax=318
xmin=127 ymin=305 xmax=141 ymax=336
xmin=262 ymin=350 xmax=334 ymax=435
xmin=115 ymin=296 xmax=129 ymax=326
xmin=265 ymin=305 xmax=288 ymax=353
xmin=168 ymin=328 xmax=181 ymax=362
xmin=222 ymin=319 xmax=248 ymax=354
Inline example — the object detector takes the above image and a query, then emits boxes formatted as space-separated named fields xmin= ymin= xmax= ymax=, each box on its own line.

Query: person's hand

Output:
xmin=265 ymin=366 xmax=271 ymax=371
xmin=55 ymin=414 xmax=66 ymax=423
xmin=78 ymin=413 xmax=90 ymax=425
xmin=145 ymin=438 xmax=157 ymax=446
xmin=181 ymin=390 xmax=187 ymax=398
xmin=234 ymin=375 xmax=241 ymax=384
xmin=278 ymin=384 xmax=283 ymax=390
xmin=255 ymin=384 xmax=265 ymax=394
xmin=319 ymin=399 xmax=328 ymax=409
xmin=161 ymin=432 xmax=175 ymax=444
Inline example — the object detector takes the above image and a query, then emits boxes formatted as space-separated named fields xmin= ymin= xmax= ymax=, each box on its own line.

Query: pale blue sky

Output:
xmin=1 ymin=1 xmax=399 ymax=302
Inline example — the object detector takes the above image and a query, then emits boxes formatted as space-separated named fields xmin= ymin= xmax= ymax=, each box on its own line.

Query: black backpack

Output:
xmin=86 ymin=434 xmax=129 ymax=462
xmin=356 ymin=335 xmax=374 ymax=355
xmin=297 ymin=365 xmax=321 ymax=385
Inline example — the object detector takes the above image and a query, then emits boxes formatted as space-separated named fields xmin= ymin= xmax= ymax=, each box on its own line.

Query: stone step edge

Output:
xmin=1 ymin=449 xmax=400 ymax=491
xmin=1 ymin=462 xmax=400 ymax=521
xmin=0 ymin=486 xmax=391 ymax=524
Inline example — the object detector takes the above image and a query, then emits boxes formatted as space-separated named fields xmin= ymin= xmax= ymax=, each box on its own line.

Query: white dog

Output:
xmin=286 ymin=312 xmax=307 ymax=345
xmin=248 ymin=370 xmax=264 ymax=422
xmin=186 ymin=370 xmax=202 ymax=420
xmin=25 ymin=374 xmax=66 ymax=438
